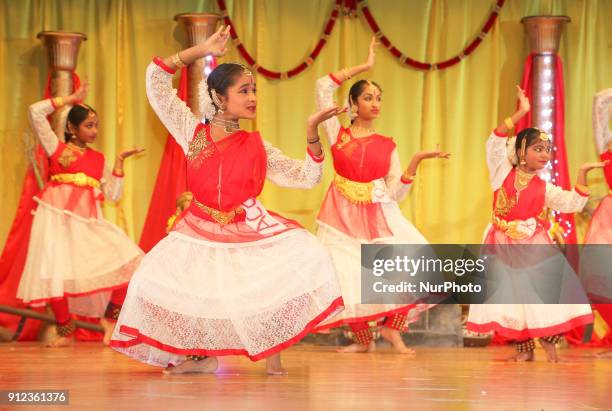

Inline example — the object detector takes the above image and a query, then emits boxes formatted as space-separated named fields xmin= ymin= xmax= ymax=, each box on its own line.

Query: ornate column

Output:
xmin=520 ymin=16 xmax=570 ymax=184
xmin=36 ymin=31 xmax=87 ymax=138
xmin=174 ymin=13 xmax=221 ymax=117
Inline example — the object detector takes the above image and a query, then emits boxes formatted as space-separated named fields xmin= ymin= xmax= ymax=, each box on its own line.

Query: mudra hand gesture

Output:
xmin=308 ymin=106 xmax=347 ymax=129
xmin=517 ymin=85 xmax=530 ymax=114
xmin=200 ymin=26 xmax=231 ymax=58
xmin=364 ymin=36 xmax=379 ymax=70
xmin=118 ymin=147 xmax=145 ymax=161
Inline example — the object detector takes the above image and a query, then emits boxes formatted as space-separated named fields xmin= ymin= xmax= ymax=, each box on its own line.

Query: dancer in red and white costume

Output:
xmin=467 ymin=86 xmax=607 ymax=362
xmin=16 ymin=83 xmax=144 ymax=347
xmin=583 ymin=89 xmax=612 ymax=359
xmin=313 ymin=38 xmax=449 ymax=354
xmin=110 ymin=27 xmax=344 ymax=375
xmin=585 ymin=89 xmax=612 ymax=248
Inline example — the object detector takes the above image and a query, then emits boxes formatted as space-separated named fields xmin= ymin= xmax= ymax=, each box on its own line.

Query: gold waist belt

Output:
xmin=492 ymin=215 xmax=537 ymax=240
xmin=50 ymin=172 xmax=100 ymax=189
xmin=333 ymin=174 xmax=374 ymax=205
xmin=193 ymin=198 xmax=244 ymax=225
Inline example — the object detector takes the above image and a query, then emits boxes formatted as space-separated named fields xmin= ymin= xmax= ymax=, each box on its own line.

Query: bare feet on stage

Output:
xmin=595 ymin=349 xmax=612 ymax=359
xmin=45 ymin=336 xmax=74 ymax=348
xmin=538 ymin=339 xmax=559 ymax=363
xmin=506 ymin=351 xmax=534 ymax=362
xmin=336 ymin=341 xmax=376 ymax=353
xmin=266 ymin=353 xmax=288 ymax=375
xmin=162 ymin=357 xmax=219 ymax=375
xmin=381 ymin=327 xmax=416 ymax=355
xmin=100 ymin=318 xmax=116 ymax=346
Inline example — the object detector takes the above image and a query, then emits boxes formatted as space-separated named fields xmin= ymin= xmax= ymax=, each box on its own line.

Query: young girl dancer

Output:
xmin=467 ymin=86 xmax=606 ymax=362
xmin=583 ymin=89 xmax=612 ymax=359
xmin=583 ymin=89 xmax=612 ymax=277
xmin=313 ymin=38 xmax=449 ymax=354
xmin=16 ymin=82 xmax=144 ymax=347
xmin=110 ymin=27 xmax=344 ymax=375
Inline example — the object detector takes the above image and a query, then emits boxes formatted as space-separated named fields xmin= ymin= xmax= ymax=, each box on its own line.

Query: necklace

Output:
xmin=514 ymin=167 xmax=536 ymax=201
xmin=210 ymin=117 xmax=240 ymax=134
xmin=350 ymin=124 xmax=375 ymax=136
xmin=67 ymin=141 xmax=86 ymax=152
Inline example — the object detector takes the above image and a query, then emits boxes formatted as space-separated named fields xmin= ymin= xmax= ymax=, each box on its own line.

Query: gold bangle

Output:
xmin=52 ymin=96 xmax=64 ymax=108
xmin=170 ymin=52 xmax=186 ymax=69
xmin=342 ymin=68 xmax=351 ymax=81
xmin=113 ymin=168 xmax=124 ymax=177
xmin=402 ymin=171 xmax=416 ymax=182
xmin=504 ymin=117 xmax=514 ymax=130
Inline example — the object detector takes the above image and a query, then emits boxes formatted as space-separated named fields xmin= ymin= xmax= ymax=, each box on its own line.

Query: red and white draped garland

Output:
xmin=217 ymin=0 xmax=506 ymax=79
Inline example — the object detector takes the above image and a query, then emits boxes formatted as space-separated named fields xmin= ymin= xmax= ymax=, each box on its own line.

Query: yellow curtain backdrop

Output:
xmin=1 ymin=0 xmax=611 ymax=248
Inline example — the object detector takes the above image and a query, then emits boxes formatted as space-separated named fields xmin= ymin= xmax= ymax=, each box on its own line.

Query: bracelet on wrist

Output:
xmin=341 ymin=68 xmax=351 ymax=81
xmin=401 ymin=170 xmax=416 ymax=183
xmin=170 ymin=52 xmax=186 ymax=69
xmin=51 ymin=96 xmax=64 ymax=108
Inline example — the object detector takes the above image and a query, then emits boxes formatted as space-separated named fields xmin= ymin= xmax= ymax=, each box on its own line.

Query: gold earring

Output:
xmin=210 ymin=89 xmax=225 ymax=114
xmin=519 ymin=138 xmax=527 ymax=165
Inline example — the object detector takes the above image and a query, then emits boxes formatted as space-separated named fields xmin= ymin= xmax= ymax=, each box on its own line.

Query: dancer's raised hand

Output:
xmin=364 ymin=36 xmax=379 ymax=71
xmin=202 ymin=25 xmax=231 ymax=58
xmin=517 ymin=85 xmax=530 ymax=114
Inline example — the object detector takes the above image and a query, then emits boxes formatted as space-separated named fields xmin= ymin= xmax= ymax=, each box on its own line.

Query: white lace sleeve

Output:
xmin=145 ymin=60 xmax=199 ymax=155
xmin=315 ymin=75 xmax=342 ymax=145
xmin=545 ymin=183 xmax=588 ymax=213
xmin=486 ymin=131 xmax=513 ymax=191
xmin=101 ymin=161 xmax=124 ymax=202
xmin=385 ymin=148 xmax=411 ymax=202
xmin=593 ymin=89 xmax=612 ymax=154
xmin=28 ymin=99 xmax=60 ymax=156
xmin=264 ymin=140 xmax=323 ymax=189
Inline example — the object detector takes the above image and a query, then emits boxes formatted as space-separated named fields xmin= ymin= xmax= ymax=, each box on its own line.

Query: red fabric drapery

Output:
xmin=566 ymin=304 xmax=612 ymax=347
xmin=138 ymin=67 xmax=189 ymax=252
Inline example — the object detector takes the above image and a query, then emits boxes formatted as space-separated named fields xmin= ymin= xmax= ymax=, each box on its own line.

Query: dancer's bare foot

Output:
xmin=266 ymin=353 xmax=288 ymax=375
xmin=381 ymin=327 xmax=415 ymax=354
xmin=506 ymin=351 xmax=534 ymax=362
xmin=99 ymin=318 xmax=116 ymax=346
xmin=162 ymin=357 xmax=218 ymax=375
xmin=538 ymin=339 xmax=559 ymax=363
xmin=595 ymin=349 xmax=612 ymax=359
xmin=336 ymin=340 xmax=376 ymax=353
xmin=45 ymin=335 xmax=74 ymax=348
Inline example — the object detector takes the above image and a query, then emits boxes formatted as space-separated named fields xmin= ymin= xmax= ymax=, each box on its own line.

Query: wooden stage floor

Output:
xmin=1 ymin=342 xmax=610 ymax=411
